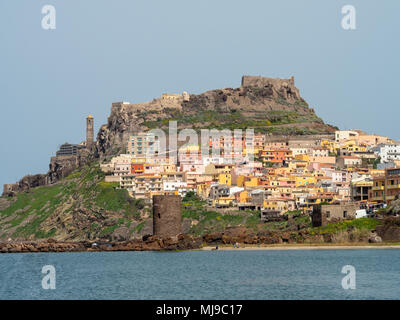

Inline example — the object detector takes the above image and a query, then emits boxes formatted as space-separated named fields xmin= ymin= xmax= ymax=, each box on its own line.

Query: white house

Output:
xmin=377 ymin=144 xmax=400 ymax=163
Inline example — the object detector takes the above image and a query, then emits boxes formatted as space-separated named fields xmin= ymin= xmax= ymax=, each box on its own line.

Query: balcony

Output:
xmin=387 ymin=184 xmax=400 ymax=189
xmin=371 ymin=186 xmax=384 ymax=191
xmin=370 ymin=196 xmax=384 ymax=201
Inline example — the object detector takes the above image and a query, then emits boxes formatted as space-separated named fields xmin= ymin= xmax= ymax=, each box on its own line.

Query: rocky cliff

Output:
xmin=95 ymin=75 xmax=336 ymax=158
xmin=2 ymin=149 xmax=92 ymax=196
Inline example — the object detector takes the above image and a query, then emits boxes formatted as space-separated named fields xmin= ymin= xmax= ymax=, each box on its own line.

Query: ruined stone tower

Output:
xmin=153 ymin=195 xmax=182 ymax=238
xmin=86 ymin=115 xmax=94 ymax=149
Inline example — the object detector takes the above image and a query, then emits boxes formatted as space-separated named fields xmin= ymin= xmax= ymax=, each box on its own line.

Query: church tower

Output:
xmin=86 ymin=115 xmax=94 ymax=149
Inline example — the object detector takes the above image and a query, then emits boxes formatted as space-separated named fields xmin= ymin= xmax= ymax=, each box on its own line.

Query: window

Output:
xmin=343 ymin=211 xmax=347 ymax=218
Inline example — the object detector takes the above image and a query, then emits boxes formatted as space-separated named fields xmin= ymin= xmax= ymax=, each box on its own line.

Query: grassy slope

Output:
xmin=182 ymin=198 xmax=260 ymax=235
xmin=143 ymin=109 xmax=327 ymax=135
xmin=0 ymin=184 xmax=64 ymax=239
xmin=182 ymin=194 xmax=383 ymax=242
xmin=0 ymin=163 xmax=148 ymax=241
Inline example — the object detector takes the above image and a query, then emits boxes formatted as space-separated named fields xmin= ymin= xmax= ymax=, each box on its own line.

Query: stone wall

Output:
xmin=312 ymin=203 xmax=358 ymax=227
xmin=241 ymin=75 xmax=300 ymax=101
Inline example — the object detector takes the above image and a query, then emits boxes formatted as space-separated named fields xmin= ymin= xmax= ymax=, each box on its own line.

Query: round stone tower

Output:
xmin=153 ymin=195 xmax=182 ymax=238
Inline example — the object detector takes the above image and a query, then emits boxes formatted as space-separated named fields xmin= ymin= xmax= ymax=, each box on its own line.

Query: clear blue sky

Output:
xmin=0 ymin=0 xmax=399 ymax=186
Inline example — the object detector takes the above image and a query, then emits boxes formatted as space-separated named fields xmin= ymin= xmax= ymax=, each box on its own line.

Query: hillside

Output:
xmin=96 ymin=75 xmax=336 ymax=158
xmin=0 ymin=164 xmax=384 ymax=244
xmin=0 ymin=164 xmax=152 ymax=241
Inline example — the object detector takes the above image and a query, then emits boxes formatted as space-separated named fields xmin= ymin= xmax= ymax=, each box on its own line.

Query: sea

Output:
xmin=0 ymin=249 xmax=399 ymax=300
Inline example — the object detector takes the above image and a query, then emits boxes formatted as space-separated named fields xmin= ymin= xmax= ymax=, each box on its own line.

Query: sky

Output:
xmin=0 ymin=0 xmax=399 ymax=186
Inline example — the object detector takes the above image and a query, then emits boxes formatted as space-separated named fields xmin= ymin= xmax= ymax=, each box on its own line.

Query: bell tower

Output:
xmin=86 ymin=115 xmax=94 ymax=149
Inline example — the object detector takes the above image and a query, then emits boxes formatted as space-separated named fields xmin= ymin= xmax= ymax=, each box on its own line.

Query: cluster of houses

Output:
xmin=100 ymin=129 xmax=400 ymax=224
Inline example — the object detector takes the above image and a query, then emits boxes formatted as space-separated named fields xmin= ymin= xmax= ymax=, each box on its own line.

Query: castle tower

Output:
xmin=182 ymin=91 xmax=190 ymax=101
xmin=153 ymin=195 xmax=182 ymax=238
xmin=86 ymin=115 xmax=94 ymax=149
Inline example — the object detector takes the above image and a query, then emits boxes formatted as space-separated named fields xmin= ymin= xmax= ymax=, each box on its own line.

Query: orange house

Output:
xmin=131 ymin=163 xmax=144 ymax=174
xmin=259 ymin=148 xmax=292 ymax=164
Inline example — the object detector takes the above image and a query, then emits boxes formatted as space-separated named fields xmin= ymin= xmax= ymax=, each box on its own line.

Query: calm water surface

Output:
xmin=0 ymin=249 xmax=399 ymax=299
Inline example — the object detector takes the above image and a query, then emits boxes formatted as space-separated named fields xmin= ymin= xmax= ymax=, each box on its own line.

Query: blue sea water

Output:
xmin=0 ymin=249 xmax=399 ymax=300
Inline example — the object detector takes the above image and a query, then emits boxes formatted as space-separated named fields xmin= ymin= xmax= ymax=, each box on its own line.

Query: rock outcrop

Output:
xmin=0 ymin=234 xmax=203 ymax=253
xmin=95 ymin=76 xmax=336 ymax=159
xmin=386 ymin=197 xmax=400 ymax=215
xmin=376 ymin=217 xmax=400 ymax=242
xmin=202 ymin=226 xmax=312 ymax=245
xmin=241 ymin=75 xmax=301 ymax=101
xmin=2 ymin=148 xmax=92 ymax=196
xmin=368 ymin=231 xmax=382 ymax=243
xmin=3 ymin=174 xmax=48 ymax=196
xmin=48 ymin=149 xmax=92 ymax=183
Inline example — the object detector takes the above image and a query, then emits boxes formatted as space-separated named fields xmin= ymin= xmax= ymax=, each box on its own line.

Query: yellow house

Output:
xmin=263 ymin=199 xmax=295 ymax=213
xmin=295 ymin=154 xmax=310 ymax=162
xmin=320 ymin=139 xmax=338 ymax=153
xmin=244 ymin=177 xmax=259 ymax=187
xmin=371 ymin=179 xmax=385 ymax=191
xmin=239 ymin=191 xmax=250 ymax=203
xmin=295 ymin=176 xmax=317 ymax=187
xmin=277 ymin=186 xmax=293 ymax=196
xmin=264 ymin=186 xmax=278 ymax=195
xmin=342 ymin=140 xmax=366 ymax=152
xmin=263 ymin=199 xmax=279 ymax=210
xmin=218 ymin=173 xmax=231 ymax=185
xmin=131 ymin=157 xmax=146 ymax=163
xmin=304 ymin=193 xmax=336 ymax=207
xmin=205 ymin=163 xmax=234 ymax=175
xmin=370 ymin=169 xmax=385 ymax=177
xmin=197 ymin=183 xmax=211 ymax=198
xmin=212 ymin=196 xmax=235 ymax=207
xmin=273 ymin=167 xmax=291 ymax=175
xmin=236 ymin=175 xmax=246 ymax=187
xmin=289 ymin=160 xmax=308 ymax=171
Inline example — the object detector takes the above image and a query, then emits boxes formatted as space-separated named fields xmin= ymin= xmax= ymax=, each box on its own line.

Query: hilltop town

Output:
xmin=1 ymin=76 xmax=400 ymax=247
xmin=101 ymin=127 xmax=400 ymax=228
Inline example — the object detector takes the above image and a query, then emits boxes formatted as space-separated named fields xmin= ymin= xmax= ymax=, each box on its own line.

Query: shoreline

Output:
xmin=1 ymin=237 xmax=400 ymax=253
xmin=201 ymin=244 xmax=400 ymax=251
xmin=1 ymin=244 xmax=400 ymax=253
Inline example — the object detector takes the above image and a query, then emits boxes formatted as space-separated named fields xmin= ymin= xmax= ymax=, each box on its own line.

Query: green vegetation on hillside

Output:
xmin=0 ymin=184 xmax=65 ymax=238
xmin=182 ymin=191 xmax=260 ymax=235
xmin=0 ymin=163 xmax=147 ymax=240
xmin=143 ymin=109 xmax=324 ymax=135
xmin=180 ymin=193 xmax=382 ymax=241
xmin=311 ymin=217 xmax=382 ymax=235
